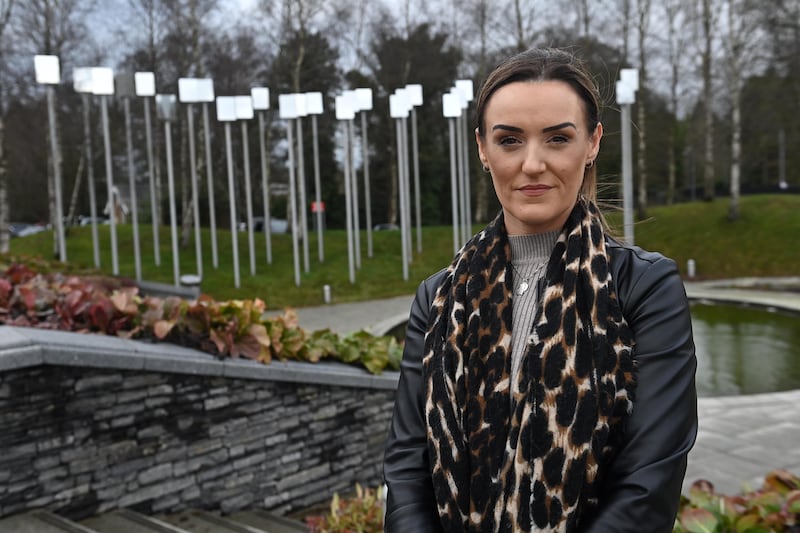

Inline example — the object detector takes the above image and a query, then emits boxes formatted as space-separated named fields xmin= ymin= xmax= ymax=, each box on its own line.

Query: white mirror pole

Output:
xmin=458 ymin=113 xmax=470 ymax=244
xmin=449 ymin=117 xmax=460 ymax=254
xmin=621 ymin=101 xmax=634 ymax=245
xmin=45 ymin=85 xmax=67 ymax=263
xmin=99 ymin=95 xmax=119 ymax=275
xmin=348 ymin=118 xmax=362 ymax=269
xmin=185 ymin=104 xmax=203 ymax=278
xmin=223 ymin=122 xmax=240 ymax=289
xmin=396 ymin=116 xmax=409 ymax=280
xmin=163 ymin=116 xmax=180 ymax=287
xmin=257 ymin=109 xmax=273 ymax=264
xmin=202 ymin=103 xmax=218 ymax=268
xmin=403 ymin=118 xmax=414 ymax=264
xmin=311 ymin=113 xmax=323 ymax=262
xmin=360 ymin=111 xmax=372 ymax=258
xmin=296 ymin=116 xmax=310 ymax=273
xmin=617 ymin=71 xmax=638 ymax=245
xmin=411 ymin=107 xmax=422 ymax=253
xmin=343 ymin=119 xmax=356 ymax=284
xmin=142 ymin=97 xmax=160 ymax=266
xmin=81 ymin=94 xmax=101 ymax=267
xmin=123 ymin=96 xmax=142 ymax=281
xmin=35 ymin=55 xmax=65 ymax=262
xmin=286 ymin=120 xmax=301 ymax=287
xmin=461 ymin=108 xmax=472 ymax=242
xmin=241 ymin=118 xmax=256 ymax=276
xmin=443 ymin=92 xmax=462 ymax=254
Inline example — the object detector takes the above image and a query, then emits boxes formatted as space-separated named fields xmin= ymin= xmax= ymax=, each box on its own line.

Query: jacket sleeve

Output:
xmin=383 ymin=274 xmax=444 ymax=533
xmin=586 ymin=253 xmax=698 ymax=532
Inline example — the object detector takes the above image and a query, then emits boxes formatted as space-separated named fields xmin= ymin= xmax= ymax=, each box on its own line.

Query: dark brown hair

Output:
xmin=475 ymin=48 xmax=602 ymax=202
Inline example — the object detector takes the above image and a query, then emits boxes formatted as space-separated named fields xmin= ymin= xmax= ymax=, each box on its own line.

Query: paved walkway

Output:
xmin=288 ymin=278 xmax=800 ymax=496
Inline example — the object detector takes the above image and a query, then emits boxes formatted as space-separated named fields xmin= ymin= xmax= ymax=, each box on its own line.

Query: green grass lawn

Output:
xmin=6 ymin=194 xmax=799 ymax=309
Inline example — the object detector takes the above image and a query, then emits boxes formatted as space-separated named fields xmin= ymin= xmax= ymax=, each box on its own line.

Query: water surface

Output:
xmin=691 ymin=303 xmax=800 ymax=396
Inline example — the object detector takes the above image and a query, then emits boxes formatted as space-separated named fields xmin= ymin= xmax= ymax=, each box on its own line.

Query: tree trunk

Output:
xmin=66 ymin=149 xmax=85 ymax=224
xmin=702 ymin=0 xmax=715 ymax=202
xmin=0 ymin=2 xmax=12 ymax=253
xmin=635 ymin=0 xmax=650 ymax=220
xmin=0 ymin=114 xmax=8 ymax=254
xmin=729 ymin=84 xmax=740 ymax=220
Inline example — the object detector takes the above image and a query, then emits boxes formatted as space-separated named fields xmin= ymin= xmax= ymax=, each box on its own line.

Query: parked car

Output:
xmin=239 ymin=217 xmax=289 ymax=234
xmin=373 ymin=223 xmax=400 ymax=231
xmin=8 ymin=222 xmax=47 ymax=238
xmin=78 ymin=216 xmax=110 ymax=226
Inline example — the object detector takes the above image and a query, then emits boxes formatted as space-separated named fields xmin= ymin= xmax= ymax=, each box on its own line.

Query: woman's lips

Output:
xmin=518 ymin=184 xmax=551 ymax=196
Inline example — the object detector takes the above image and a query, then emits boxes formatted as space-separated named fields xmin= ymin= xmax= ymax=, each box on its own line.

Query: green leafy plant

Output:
xmin=305 ymin=484 xmax=384 ymax=533
xmin=0 ymin=262 xmax=402 ymax=374
xmin=674 ymin=470 xmax=800 ymax=533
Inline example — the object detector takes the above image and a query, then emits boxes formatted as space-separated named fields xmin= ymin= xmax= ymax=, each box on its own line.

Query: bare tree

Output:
xmin=700 ymin=0 xmax=717 ymax=201
xmin=634 ymin=0 xmax=650 ymax=220
xmin=662 ymin=0 xmax=692 ymax=205
xmin=7 ymin=0 xmax=97 ymax=255
xmin=721 ymin=0 xmax=765 ymax=220
xmin=0 ymin=0 xmax=14 ymax=254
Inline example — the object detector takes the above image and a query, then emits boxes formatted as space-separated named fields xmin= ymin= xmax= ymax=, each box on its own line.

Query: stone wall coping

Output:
xmin=0 ymin=326 xmax=400 ymax=390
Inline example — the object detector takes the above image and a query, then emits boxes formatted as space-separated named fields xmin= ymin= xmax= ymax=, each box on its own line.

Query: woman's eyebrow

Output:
xmin=491 ymin=124 xmax=523 ymax=133
xmin=542 ymin=122 xmax=577 ymax=133
xmin=491 ymin=122 xmax=578 ymax=134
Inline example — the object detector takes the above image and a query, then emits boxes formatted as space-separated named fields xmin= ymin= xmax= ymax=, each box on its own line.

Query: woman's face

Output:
xmin=476 ymin=80 xmax=602 ymax=235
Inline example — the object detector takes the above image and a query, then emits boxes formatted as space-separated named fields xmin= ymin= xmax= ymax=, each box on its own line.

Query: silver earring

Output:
xmin=585 ymin=160 xmax=594 ymax=169
xmin=482 ymin=165 xmax=490 ymax=173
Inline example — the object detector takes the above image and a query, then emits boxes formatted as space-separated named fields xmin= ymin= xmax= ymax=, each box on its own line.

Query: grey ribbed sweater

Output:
xmin=508 ymin=231 xmax=559 ymax=385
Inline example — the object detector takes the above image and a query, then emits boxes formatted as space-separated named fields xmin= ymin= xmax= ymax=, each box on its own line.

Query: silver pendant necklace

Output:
xmin=511 ymin=263 xmax=533 ymax=296
xmin=511 ymin=261 xmax=547 ymax=296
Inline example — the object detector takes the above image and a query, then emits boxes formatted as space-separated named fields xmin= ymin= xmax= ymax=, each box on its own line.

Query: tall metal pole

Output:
xmin=343 ymin=120 xmax=355 ymax=284
xmin=164 ymin=120 xmax=180 ymax=287
xmin=241 ymin=120 xmax=256 ymax=276
xmin=224 ymin=123 xmax=240 ymax=289
xmin=100 ymin=95 xmax=119 ymax=275
xmin=401 ymin=116 xmax=412 ymax=263
xmin=360 ymin=112 xmax=373 ymax=258
xmin=396 ymin=118 xmax=409 ymax=281
xmin=311 ymin=114 xmax=323 ymax=262
xmin=411 ymin=107 xmax=422 ymax=253
xmin=296 ymin=117 xmax=310 ymax=273
xmin=124 ymin=98 xmax=142 ymax=281
xmin=448 ymin=117 xmax=460 ymax=254
xmin=258 ymin=110 xmax=273 ymax=264
xmin=202 ymin=103 xmax=218 ymax=268
xmin=82 ymin=94 xmax=100 ymax=267
xmin=349 ymin=119 xmax=362 ymax=269
xmin=457 ymin=113 xmax=470 ymax=244
xmin=287 ymin=121 xmax=301 ymax=287
xmin=46 ymin=86 xmax=66 ymax=263
xmin=462 ymin=107 xmax=472 ymax=236
xmin=143 ymin=97 xmax=160 ymax=266
xmin=621 ymin=103 xmax=634 ymax=245
xmin=186 ymin=104 xmax=203 ymax=278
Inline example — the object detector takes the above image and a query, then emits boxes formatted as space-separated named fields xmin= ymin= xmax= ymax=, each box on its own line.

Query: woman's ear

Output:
xmin=589 ymin=122 xmax=603 ymax=160
xmin=475 ymin=128 xmax=488 ymax=168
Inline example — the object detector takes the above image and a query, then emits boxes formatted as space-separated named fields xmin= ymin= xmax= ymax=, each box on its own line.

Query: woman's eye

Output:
xmin=498 ymin=136 xmax=520 ymax=145
xmin=549 ymin=135 xmax=569 ymax=144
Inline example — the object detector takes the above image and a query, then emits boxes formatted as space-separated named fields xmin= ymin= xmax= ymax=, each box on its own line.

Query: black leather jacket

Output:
xmin=384 ymin=239 xmax=698 ymax=532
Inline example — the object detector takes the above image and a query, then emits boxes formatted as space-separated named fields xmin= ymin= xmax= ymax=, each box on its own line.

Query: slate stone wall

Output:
xmin=0 ymin=327 xmax=398 ymax=520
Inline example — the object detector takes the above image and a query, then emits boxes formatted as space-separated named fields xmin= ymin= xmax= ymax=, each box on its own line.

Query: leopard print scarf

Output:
xmin=423 ymin=199 xmax=636 ymax=532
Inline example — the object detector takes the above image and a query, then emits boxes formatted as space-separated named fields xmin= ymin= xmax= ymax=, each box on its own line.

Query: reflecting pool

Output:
xmin=691 ymin=303 xmax=800 ymax=396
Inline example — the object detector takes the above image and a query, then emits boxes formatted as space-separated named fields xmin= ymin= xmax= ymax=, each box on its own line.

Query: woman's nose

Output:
xmin=521 ymin=144 xmax=546 ymax=175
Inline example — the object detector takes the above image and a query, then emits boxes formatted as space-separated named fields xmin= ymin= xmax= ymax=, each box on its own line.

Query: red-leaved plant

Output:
xmin=0 ymin=262 xmax=402 ymax=374
xmin=674 ymin=470 xmax=800 ymax=533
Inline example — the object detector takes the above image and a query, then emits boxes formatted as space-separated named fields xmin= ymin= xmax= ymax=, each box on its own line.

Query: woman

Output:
xmin=383 ymin=48 xmax=697 ymax=532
